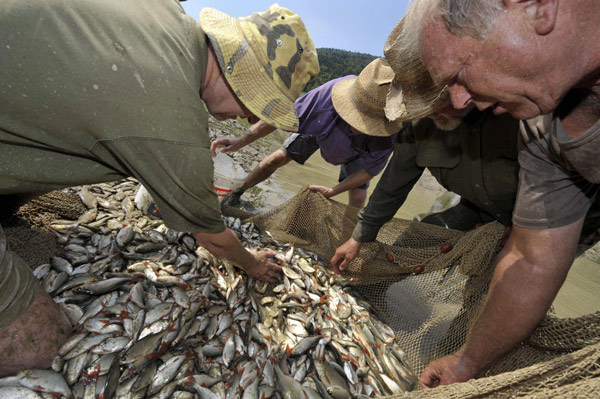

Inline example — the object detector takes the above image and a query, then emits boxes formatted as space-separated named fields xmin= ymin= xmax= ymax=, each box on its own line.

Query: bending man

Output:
xmin=332 ymin=104 xmax=520 ymax=272
xmin=0 ymin=0 xmax=318 ymax=375
xmin=396 ymin=0 xmax=600 ymax=387
xmin=212 ymin=58 xmax=402 ymax=210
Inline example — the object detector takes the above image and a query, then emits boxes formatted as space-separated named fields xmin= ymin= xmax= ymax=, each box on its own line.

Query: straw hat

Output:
xmin=383 ymin=18 xmax=450 ymax=122
xmin=331 ymin=58 xmax=403 ymax=137
xmin=200 ymin=4 xmax=319 ymax=132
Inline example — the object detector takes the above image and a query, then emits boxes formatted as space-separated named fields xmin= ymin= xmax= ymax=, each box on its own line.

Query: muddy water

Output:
xmin=256 ymin=151 xmax=442 ymax=217
xmin=255 ymin=151 xmax=600 ymax=319
xmin=553 ymin=256 xmax=600 ymax=317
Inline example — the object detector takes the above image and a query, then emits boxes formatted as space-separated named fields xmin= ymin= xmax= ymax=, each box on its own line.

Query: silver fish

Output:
xmin=17 ymin=370 xmax=72 ymax=398
xmin=148 ymin=355 xmax=186 ymax=395
xmin=0 ymin=387 xmax=43 ymax=399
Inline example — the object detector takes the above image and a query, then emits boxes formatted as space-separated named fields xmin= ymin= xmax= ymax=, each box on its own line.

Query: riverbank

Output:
xmin=208 ymin=116 xmax=448 ymax=211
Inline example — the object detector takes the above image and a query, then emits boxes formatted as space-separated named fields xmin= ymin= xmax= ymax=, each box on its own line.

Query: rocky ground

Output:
xmin=207 ymin=117 xmax=278 ymax=171
xmin=207 ymin=117 xmax=289 ymax=207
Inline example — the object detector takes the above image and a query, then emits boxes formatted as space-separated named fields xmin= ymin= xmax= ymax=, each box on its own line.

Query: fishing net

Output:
xmin=223 ymin=186 xmax=600 ymax=397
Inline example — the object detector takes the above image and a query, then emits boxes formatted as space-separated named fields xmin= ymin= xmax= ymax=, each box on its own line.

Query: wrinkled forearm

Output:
xmin=458 ymin=220 xmax=583 ymax=373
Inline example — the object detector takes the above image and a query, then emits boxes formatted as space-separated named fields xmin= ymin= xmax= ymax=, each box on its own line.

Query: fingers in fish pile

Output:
xmin=2 ymin=179 xmax=416 ymax=398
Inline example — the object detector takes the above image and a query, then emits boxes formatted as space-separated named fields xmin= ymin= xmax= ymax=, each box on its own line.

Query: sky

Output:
xmin=180 ymin=1 xmax=411 ymax=57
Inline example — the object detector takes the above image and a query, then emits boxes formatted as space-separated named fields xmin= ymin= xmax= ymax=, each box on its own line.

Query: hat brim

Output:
xmin=384 ymin=18 xmax=450 ymax=122
xmin=200 ymin=8 xmax=300 ymax=131
xmin=332 ymin=78 xmax=403 ymax=137
xmin=385 ymin=79 xmax=450 ymax=122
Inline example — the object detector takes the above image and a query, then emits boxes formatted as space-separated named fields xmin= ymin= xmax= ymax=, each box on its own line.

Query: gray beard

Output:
xmin=431 ymin=116 xmax=463 ymax=131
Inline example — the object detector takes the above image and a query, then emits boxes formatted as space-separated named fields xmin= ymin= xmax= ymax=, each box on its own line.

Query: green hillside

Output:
xmin=304 ymin=47 xmax=378 ymax=92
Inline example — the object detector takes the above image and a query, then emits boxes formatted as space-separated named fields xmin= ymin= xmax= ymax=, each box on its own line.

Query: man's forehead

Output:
xmin=420 ymin=17 xmax=461 ymax=84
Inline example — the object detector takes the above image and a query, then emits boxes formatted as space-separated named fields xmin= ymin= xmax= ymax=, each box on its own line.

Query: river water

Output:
xmin=253 ymin=151 xmax=600 ymax=319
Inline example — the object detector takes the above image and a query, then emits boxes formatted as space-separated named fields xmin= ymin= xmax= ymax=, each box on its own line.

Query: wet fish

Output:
xmin=17 ymin=369 xmax=72 ymax=398
xmin=7 ymin=179 xmax=416 ymax=399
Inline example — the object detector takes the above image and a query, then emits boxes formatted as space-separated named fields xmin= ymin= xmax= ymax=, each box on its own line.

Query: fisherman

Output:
xmin=331 ymin=18 xmax=518 ymax=271
xmin=395 ymin=0 xmax=600 ymax=388
xmin=0 ymin=0 xmax=318 ymax=375
xmin=211 ymin=58 xmax=402 ymax=210
xmin=331 ymin=104 xmax=521 ymax=270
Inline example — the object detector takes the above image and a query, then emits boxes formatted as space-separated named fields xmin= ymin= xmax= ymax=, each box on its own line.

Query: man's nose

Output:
xmin=449 ymin=84 xmax=473 ymax=110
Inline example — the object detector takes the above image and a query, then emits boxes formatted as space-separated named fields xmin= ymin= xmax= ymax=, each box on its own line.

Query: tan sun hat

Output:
xmin=383 ymin=18 xmax=450 ymax=122
xmin=331 ymin=58 xmax=403 ymax=137
xmin=199 ymin=4 xmax=319 ymax=132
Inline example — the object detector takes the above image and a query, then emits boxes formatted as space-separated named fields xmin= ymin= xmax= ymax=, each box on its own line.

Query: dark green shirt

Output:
xmin=0 ymin=0 xmax=224 ymax=234
xmin=353 ymin=110 xmax=520 ymax=242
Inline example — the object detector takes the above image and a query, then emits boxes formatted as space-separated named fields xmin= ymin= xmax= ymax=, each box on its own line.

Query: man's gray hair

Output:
xmin=397 ymin=0 xmax=503 ymax=54
xmin=439 ymin=0 xmax=504 ymax=39
xmin=389 ymin=0 xmax=441 ymax=62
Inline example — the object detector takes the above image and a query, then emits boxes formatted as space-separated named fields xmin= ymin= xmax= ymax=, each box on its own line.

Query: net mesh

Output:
xmin=223 ymin=186 xmax=600 ymax=397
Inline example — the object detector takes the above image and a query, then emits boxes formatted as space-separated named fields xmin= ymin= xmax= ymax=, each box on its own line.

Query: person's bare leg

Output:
xmin=348 ymin=187 xmax=367 ymax=210
xmin=232 ymin=149 xmax=293 ymax=195
xmin=0 ymin=290 xmax=71 ymax=377
xmin=340 ymin=188 xmax=367 ymax=239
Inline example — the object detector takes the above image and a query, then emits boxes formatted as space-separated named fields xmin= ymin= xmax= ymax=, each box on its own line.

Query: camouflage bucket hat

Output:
xmin=199 ymin=4 xmax=319 ymax=132
xmin=331 ymin=58 xmax=403 ymax=137
xmin=384 ymin=18 xmax=450 ymax=122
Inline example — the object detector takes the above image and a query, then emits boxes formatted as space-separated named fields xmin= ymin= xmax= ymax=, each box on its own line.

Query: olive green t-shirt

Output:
xmin=353 ymin=110 xmax=520 ymax=242
xmin=0 ymin=0 xmax=225 ymax=234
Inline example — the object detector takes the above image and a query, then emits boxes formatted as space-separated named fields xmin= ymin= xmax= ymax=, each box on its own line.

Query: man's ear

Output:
xmin=504 ymin=0 xmax=558 ymax=35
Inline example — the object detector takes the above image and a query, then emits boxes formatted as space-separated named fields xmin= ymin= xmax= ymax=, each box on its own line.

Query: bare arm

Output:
xmin=193 ymin=229 xmax=281 ymax=282
xmin=210 ymin=120 xmax=277 ymax=156
xmin=309 ymin=168 xmax=372 ymax=198
xmin=420 ymin=217 xmax=584 ymax=388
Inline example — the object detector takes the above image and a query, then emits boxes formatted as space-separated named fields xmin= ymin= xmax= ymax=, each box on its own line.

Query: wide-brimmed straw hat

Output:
xmin=331 ymin=58 xmax=403 ymax=137
xmin=200 ymin=4 xmax=319 ymax=132
xmin=384 ymin=18 xmax=450 ymax=122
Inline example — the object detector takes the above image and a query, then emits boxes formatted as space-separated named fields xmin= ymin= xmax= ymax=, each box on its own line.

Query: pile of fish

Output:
xmin=0 ymin=179 xmax=416 ymax=399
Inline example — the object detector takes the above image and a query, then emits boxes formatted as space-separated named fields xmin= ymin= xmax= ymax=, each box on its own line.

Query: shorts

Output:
xmin=0 ymin=223 xmax=41 ymax=330
xmin=282 ymin=134 xmax=369 ymax=190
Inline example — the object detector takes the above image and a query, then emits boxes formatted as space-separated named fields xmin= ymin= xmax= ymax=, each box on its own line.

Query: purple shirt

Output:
xmin=294 ymin=76 xmax=396 ymax=176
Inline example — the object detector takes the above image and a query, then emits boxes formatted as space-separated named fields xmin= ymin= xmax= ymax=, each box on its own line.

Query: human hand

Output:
xmin=210 ymin=137 xmax=244 ymax=157
xmin=330 ymin=238 xmax=362 ymax=273
xmin=245 ymin=249 xmax=282 ymax=283
xmin=420 ymin=351 xmax=482 ymax=389
xmin=308 ymin=185 xmax=334 ymax=198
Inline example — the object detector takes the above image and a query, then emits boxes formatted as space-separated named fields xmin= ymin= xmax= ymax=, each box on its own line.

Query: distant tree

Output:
xmin=303 ymin=48 xmax=377 ymax=92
